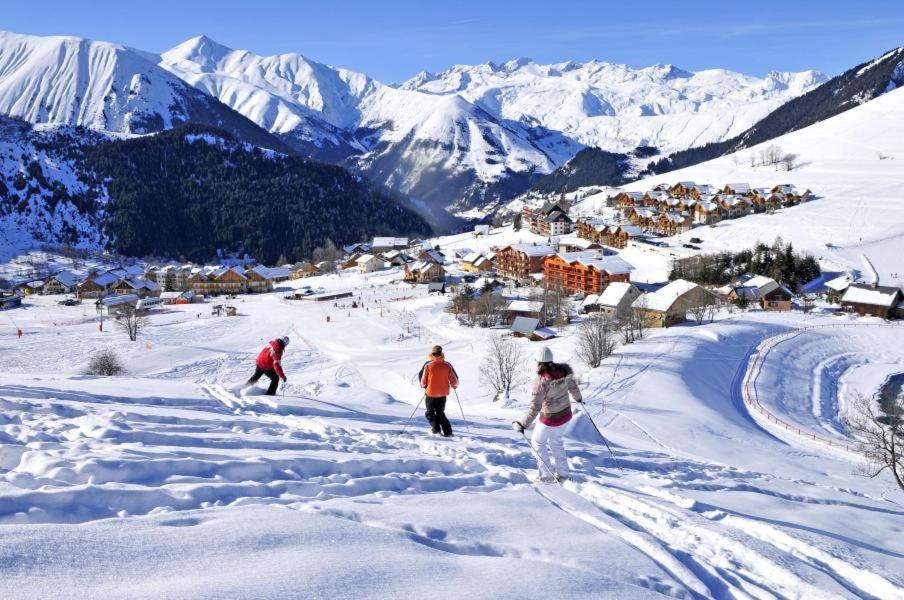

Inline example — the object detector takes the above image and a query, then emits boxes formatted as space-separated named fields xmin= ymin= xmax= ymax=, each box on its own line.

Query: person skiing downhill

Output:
xmin=246 ymin=336 xmax=289 ymax=395
xmin=513 ymin=346 xmax=582 ymax=482
xmin=419 ymin=345 xmax=459 ymax=437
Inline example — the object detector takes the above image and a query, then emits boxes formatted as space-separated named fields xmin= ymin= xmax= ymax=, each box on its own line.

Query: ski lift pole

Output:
xmin=581 ymin=403 xmax=623 ymax=472
xmin=452 ymin=388 xmax=471 ymax=434
xmin=400 ymin=394 xmax=426 ymax=435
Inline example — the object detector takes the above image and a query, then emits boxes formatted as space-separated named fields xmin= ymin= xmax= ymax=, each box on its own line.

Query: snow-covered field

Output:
xmin=2 ymin=270 xmax=903 ymax=599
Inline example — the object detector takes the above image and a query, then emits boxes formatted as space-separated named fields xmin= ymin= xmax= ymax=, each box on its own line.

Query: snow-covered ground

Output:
xmin=2 ymin=270 xmax=903 ymax=598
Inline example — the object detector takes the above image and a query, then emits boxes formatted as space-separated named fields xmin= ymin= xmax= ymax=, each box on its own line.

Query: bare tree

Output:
xmin=688 ymin=297 xmax=712 ymax=325
xmin=705 ymin=299 xmax=719 ymax=323
xmin=845 ymin=393 xmax=904 ymax=494
xmin=480 ymin=335 xmax=526 ymax=402
xmin=473 ymin=293 xmax=506 ymax=328
xmin=85 ymin=348 xmax=125 ymax=376
xmin=781 ymin=153 xmax=799 ymax=171
xmin=617 ymin=317 xmax=635 ymax=345
xmin=576 ymin=314 xmax=617 ymax=368
xmin=629 ymin=296 xmax=649 ymax=341
xmin=115 ymin=306 xmax=149 ymax=342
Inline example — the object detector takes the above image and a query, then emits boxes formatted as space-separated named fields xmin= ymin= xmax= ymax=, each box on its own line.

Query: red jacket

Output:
xmin=420 ymin=355 xmax=458 ymax=397
xmin=256 ymin=340 xmax=286 ymax=379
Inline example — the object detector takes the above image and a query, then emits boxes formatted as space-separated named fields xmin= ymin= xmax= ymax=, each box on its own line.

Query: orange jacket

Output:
xmin=420 ymin=355 xmax=458 ymax=397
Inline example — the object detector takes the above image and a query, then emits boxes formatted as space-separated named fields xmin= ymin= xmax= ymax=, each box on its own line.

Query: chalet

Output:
xmin=265 ymin=267 xmax=292 ymax=282
xmin=189 ymin=267 xmax=248 ymax=296
xmin=160 ymin=290 xmax=197 ymax=304
xmin=98 ymin=293 xmax=140 ymax=316
xmin=290 ymin=262 xmax=319 ymax=279
xmin=14 ymin=280 xmax=44 ymax=295
xmin=643 ymin=190 xmax=670 ymax=207
xmin=651 ymin=212 xmax=694 ymax=237
xmin=693 ymin=201 xmax=724 ymax=225
xmin=717 ymin=195 xmax=751 ymax=219
xmin=510 ymin=316 xmax=556 ymax=341
xmin=585 ymin=282 xmax=641 ymax=319
xmin=824 ymin=275 xmax=852 ymax=303
xmin=42 ymin=271 xmax=79 ymax=295
xmin=371 ymin=237 xmax=409 ymax=252
xmin=575 ymin=217 xmax=611 ymax=245
xmin=557 ymin=236 xmax=602 ymax=253
xmin=356 ymin=254 xmax=384 ymax=274
xmin=840 ymin=285 xmax=903 ymax=319
xmin=461 ymin=252 xmax=494 ymax=273
xmin=628 ymin=207 xmax=657 ymax=231
xmin=343 ymin=242 xmax=371 ymax=255
xmin=729 ymin=275 xmax=793 ymax=311
xmin=112 ymin=278 xmax=161 ymax=298
xmin=403 ymin=260 xmax=446 ymax=283
xmin=418 ymin=249 xmax=445 ymax=264
xmin=154 ymin=265 xmax=193 ymax=291
xmin=668 ymin=181 xmax=697 ymax=197
xmin=506 ymin=299 xmax=545 ymax=324
xmin=474 ymin=224 xmax=491 ymax=236
xmin=609 ymin=225 xmax=643 ymax=249
xmin=381 ymin=249 xmax=409 ymax=266
xmin=633 ymin=279 xmax=715 ymax=328
xmin=722 ymin=183 xmax=751 ymax=196
xmin=78 ymin=271 xmax=121 ymax=299
xmin=494 ymin=244 xmax=557 ymax=280
xmin=616 ymin=191 xmax=645 ymax=212
xmin=538 ymin=209 xmax=573 ymax=236
xmin=542 ymin=251 xmax=634 ymax=295
xmin=245 ymin=266 xmax=275 ymax=293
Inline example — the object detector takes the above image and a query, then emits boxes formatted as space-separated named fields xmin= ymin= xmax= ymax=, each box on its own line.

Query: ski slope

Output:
xmin=1 ymin=272 xmax=902 ymax=598
xmin=607 ymin=85 xmax=904 ymax=285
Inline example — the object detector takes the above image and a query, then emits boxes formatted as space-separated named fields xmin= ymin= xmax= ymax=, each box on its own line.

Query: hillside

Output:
xmin=614 ymin=84 xmax=904 ymax=284
xmin=647 ymin=47 xmax=904 ymax=175
xmin=0 ymin=121 xmax=430 ymax=263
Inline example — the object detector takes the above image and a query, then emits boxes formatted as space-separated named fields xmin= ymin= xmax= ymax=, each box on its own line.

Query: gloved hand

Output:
xmin=281 ymin=376 xmax=288 ymax=383
xmin=512 ymin=421 xmax=524 ymax=434
xmin=575 ymin=397 xmax=584 ymax=404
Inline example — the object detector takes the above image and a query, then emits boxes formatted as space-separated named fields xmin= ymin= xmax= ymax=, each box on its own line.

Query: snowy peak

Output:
xmin=161 ymin=35 xmax=236 ymax=71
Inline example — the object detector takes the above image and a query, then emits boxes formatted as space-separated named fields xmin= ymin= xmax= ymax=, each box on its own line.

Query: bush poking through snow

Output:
xmin=85 ymin=348 xmax=125 ymax=376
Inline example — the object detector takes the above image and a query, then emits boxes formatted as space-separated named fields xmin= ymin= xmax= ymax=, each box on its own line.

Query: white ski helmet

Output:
xmin=280 ymin=336 xmax=290 ymax=347
xmin=536 ymin=346 xmax=553 ymax=363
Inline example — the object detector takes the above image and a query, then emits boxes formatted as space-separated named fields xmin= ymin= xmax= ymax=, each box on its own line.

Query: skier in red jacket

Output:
xmin=246 ymin=336 xmax=289 ymax=395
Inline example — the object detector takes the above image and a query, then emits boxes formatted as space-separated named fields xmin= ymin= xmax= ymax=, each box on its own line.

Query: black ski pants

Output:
xmin=248 ymin=366 xmax=280 ymax=395
xmin=425 ymin=396 xmax=452 ymax=436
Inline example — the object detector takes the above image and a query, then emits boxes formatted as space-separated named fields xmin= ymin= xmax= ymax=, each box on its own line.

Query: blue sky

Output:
xmin=3 ymin=0 xmax=903 ymax=82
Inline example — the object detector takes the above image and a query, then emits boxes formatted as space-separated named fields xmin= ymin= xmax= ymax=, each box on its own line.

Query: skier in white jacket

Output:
xmin=513 ymin=346 xmax=582 ymax=482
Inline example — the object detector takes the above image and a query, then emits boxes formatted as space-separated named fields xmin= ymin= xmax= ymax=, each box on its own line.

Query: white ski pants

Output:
xmin=531 ymin=421 xmax=569 ymax=477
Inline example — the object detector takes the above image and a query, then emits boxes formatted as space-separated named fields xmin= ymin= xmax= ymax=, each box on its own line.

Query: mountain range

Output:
xmin=0 ymin=29 xmax=829 ymax=216
xmin=1 ymin=28 xmax=903 ymax=261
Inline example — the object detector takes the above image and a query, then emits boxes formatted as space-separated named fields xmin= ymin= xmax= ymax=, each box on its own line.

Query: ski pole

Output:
xmin=452 ymin=388 xmax=471 ymax=434
xmin=519 ymin=430 xmax=561 ymax=485
xmin=580 ymin=403 xmax=623 ymax=472
xmin=401 ymin=394 xmax=426 ymax=435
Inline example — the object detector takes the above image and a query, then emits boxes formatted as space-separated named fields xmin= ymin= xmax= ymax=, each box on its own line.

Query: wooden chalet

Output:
xmin=840 ymin=284 xmax=903 ymax=319
xmin=633 ymin=279 xmax=715 ymax=328
xmin=651 ymin=212 xmax=694 ymax=237
xmin=494 ymin=244 xmax=557 ymax=280
xmin=542 ymin=252 xmax=633 ymax=295
xmin=403 ymin=260 xmax=445 ymax=283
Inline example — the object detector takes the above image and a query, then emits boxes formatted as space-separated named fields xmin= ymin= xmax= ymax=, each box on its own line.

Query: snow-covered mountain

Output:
xmin=400 ymin=58 xmax=827 ymax=155
xmin=158 ymin=36 xmax=575 ymax=213
xmin=0 ymin=30 xmax=288 ymax=151
xmin=158 ymin=37 xmax=826 ymax=214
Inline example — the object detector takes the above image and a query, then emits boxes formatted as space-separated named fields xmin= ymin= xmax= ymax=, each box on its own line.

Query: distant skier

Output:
xmin=246 ymin=336 xmax=289 ymax=395
xmin=419 ymin=345 xmax=459 ymax=437
xmin=513 ymin=346 xmax=582 ymax=482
